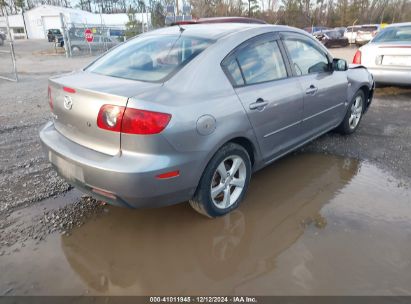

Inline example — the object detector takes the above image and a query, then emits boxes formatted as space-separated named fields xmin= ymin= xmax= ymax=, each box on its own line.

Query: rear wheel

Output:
xmin=336 ymin=90 xmax=365 ymax=134
xmin=189 ymin=143 xmax=251 ymax=218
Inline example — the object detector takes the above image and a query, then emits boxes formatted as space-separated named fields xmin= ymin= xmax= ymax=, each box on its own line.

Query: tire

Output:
xmin=189 ymin=143 xmax=252 ymax=218
xmin=336 ymin=90 xmax=365 ymax=135
xmin=0 ymin=38 xmax=3 ymax=46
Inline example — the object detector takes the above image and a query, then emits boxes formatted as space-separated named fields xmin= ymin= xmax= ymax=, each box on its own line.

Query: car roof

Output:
xmin=143 ymin=23 xmax=293 ymax=40
xmin=385 ymin=22 xmax=411 ymax=28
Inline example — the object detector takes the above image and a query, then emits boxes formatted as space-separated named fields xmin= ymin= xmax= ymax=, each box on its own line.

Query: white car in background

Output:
xmin=355 ymin=24 xmax=380 ymax=46
xmin=345 ymin=25 xmax=361 ymax=44
xmin=353 ymin=22 xmax=411 ymax=85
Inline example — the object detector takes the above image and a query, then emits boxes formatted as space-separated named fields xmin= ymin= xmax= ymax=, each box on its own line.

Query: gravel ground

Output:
xmin=300 ymin=87 xmax=411 ymax=179
xmin=0 ymin=41 xmax=410 ymax=251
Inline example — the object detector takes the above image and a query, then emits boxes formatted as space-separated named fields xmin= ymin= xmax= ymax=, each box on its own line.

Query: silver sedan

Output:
xmin=40 ymin=23 xmax=374 ymax=217
xmin=353 ymin=22 xmax=411 ymax=85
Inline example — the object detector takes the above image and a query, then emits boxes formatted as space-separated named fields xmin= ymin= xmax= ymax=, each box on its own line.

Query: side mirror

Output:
xmin=333 ymin=58 xmax=348 ymax=71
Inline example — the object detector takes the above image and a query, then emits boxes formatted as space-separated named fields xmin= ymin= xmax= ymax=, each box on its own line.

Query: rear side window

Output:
xmin=86 ymin=35 xmax=213 ymax=82
xmin=223 ymin=40 xmax=287 ymax=86
xmin=283 ymin=37 xmax=329 ymax=75
xmin=224 ymin=58 xmax=245 ymax=86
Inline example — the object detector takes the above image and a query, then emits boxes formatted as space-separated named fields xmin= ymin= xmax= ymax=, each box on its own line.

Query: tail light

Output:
xmin=353 ymin=50 xmax=361 ymax=64
xmin=48 ymin=86 xmax=53 ymax=111
xmin=97 ymin=105 xmax=171 ymax=135
xmin=97 ymin=105 xmax=125 ymax=132
xmin=122 ymin=108 xmax=171 ymax=135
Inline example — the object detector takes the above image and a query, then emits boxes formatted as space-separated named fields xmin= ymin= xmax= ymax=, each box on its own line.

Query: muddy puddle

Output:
xmin=1 ymin=153 xmax=411 ymax=295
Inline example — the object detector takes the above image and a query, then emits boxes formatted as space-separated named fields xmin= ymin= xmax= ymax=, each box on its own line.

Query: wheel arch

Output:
xmin=193 ymin=134 xmax=260 ymax=194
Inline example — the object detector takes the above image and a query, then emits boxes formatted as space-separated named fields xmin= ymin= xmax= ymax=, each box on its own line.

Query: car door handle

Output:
xmin=249 ymin=98 xmax=269 ymax=111
xmin=306 ymin=85 xmax=318 ymax=95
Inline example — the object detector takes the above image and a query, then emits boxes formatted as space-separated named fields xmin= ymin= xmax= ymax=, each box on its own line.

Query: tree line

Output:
xmin=1 ymin=0 xmax=410 ymax=29
xmin=191 ymin=0 xmax=411 ymax=28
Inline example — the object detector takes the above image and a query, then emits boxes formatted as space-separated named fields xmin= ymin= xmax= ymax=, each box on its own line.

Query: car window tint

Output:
xmin=283 ymin=38 xmax=329 ymax=75
xmin=224 ymin=58 xmax=244 ymax=86
xmin=235 ymin=40 xmax=287 ymax=85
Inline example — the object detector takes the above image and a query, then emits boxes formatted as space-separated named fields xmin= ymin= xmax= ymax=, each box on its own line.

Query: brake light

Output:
xmin=48 ymin=86 xmax=53 ymax=111
xmin=122 ymin=108 xmax=171 ymax=135
xmin=97 ymin=105 xmax=171 ymax=135
xmin=63 ymin=86 xmax=76 ymax=94
xmin=97 ymin=105 xmax=125 ymax=132
xmin=353 ymin=50 xmax=361 ymax=64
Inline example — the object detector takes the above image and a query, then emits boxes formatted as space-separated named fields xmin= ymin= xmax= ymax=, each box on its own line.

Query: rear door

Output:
xmin=49 ymin=71 xmax=161 ymax=155
xmin=281 ymin=32 xmax=348 ymax=139
xmin=222 ymin=33 xmax=304 ymax=162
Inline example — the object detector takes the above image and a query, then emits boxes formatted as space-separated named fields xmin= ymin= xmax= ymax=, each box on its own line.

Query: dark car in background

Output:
xmin=303 ymin=26 xmax=331 ymax=34
xmin=313 ymin=30 xmax=349 ymax=48
xmin=47 ymin=29 xmax=63 ymax=42
xmin=334 ymin=27 xmax=347 ymax=36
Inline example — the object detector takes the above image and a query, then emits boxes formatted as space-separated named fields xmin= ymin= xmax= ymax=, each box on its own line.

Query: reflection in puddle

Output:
xmin=2 ymin=153 xmax=411 ymax=295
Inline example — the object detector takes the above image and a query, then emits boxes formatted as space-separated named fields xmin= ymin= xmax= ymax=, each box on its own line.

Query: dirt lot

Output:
xmin=0 ymin=41 xmax=410 ymax=296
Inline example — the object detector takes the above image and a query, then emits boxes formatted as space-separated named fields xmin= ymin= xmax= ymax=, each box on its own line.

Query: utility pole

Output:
xmin=176 ymin=0 xmax=179 ymax=19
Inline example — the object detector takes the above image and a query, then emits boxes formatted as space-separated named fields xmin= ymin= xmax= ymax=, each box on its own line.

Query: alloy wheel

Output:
xmin=210 ymin=156 xmax=246 ymax=209
xmin=349 ymin=94 xmax=363 ymax=130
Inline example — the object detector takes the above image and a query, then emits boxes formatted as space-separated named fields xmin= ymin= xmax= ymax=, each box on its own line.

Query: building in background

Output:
xmin=0 ymin=14 xmax=26 ymax=40
xmin=0 ymin=5 xmax=151 ymax=40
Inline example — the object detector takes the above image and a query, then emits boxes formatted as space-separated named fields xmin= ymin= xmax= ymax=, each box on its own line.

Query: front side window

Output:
xmin=86 ymin=35 xmax=213 ymax=82
xmin=223 ymin=39 xmax=287 ymax=86
xmin=283 ymin=37 xmax=329 ymax=75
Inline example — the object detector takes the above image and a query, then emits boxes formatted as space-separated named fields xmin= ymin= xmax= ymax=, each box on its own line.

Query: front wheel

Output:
xmin=336 ymin=90 xmax=365 ymax=135
xmin=189 ymin=143 xmax=251 ymax=218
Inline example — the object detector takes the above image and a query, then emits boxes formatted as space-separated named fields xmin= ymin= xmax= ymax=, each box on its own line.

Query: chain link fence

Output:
xmin=60 ymin=20 xmax=124 ymax=57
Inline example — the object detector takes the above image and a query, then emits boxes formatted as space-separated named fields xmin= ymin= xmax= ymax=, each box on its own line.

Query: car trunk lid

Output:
xmin=49 ymin=71 xmax=161 ymax=156
xmin=377 ymin=43 xmax=411 ymax=67
xmin=360 ymin=42 xmax=411 ymax=68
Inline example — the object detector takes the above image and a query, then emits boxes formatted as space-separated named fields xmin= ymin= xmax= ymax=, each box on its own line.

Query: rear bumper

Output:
xmin=367 ymin=67 xmax=411 ymax=85
xmin=39 ymin=122 xmax=201 ymax=208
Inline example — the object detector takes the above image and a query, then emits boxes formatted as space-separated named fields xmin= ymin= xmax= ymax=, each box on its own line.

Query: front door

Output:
xmin=281 ymin=32 xmax=348 ymax=139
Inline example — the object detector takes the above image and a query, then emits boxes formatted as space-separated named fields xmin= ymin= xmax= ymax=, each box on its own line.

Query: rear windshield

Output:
xmin=372 ymin=26 xmax=411 ymax=42
xmin=360 ymin=26 xmax=378 ymax=32
xmin=86 ymin=34 xmax=213 ymax=82
xmin=325 ymin=31 xmax=342 ymax=39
